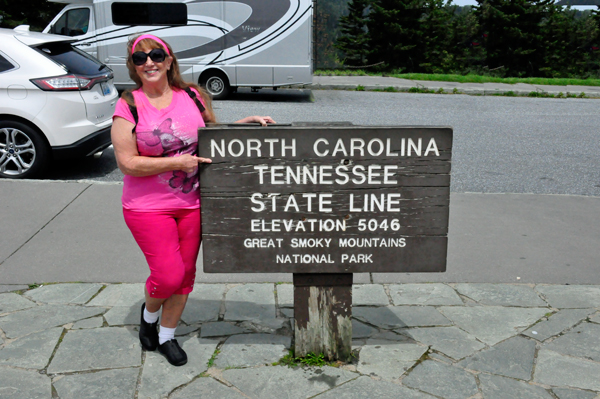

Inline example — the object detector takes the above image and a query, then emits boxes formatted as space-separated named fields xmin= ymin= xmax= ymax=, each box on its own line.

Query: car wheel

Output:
xmin=201 ymin=72 xmax=230 ymax=100
xmin=0 ymin=121 xmax=50 ymax=179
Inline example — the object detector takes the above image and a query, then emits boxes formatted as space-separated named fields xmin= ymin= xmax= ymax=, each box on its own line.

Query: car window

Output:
xmin=112 ymin=2 xmax=187 ymax=26
xmin=50 ymin=8 xmax=90 ymax=36
xmin=33 ymin=42 xmax=103 ymax=75
xmin=0 ymin=53 xmax=16 ymax=73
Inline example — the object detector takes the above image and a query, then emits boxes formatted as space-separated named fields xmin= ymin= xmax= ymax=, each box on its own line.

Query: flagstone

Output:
xmin=552 ymin=387 xmax=598 ymax=399
xmin=0 ymin=366 xmax=51 ymax=399
xmin=454 ymin=283 xmax=546 ymax=307
xmin=457 ymin=336 xmax=536 ymax=380
xmin=313 ymin=376 xmax=436 ymax=399
xmin=215 ymin=333 xmax=290 ymax=368
xmin=0 ymin=293 xmax=36 ymax=314
xmin=171 ymin=377 xmax=247 ymax=399
xmin=534 ymin=350 xmax=600 ymax=391
xmin=0 ymin=304 xmax=105 ymax=339
xmin=357 ymin=339 xmax=427 ymax=380
xmin=47 ymin=327 xmax=141 ymax=373
xmin=522 ymin=309 xmax=595 ymax=341
xmin=223 ymin=365 xmax=357 ymax=399
xmin=24 ymin=283 xmax=103 ymax=305
xmin=138 ymin=337 xmax=219 ymax=399
xmin=86 ymin=284 xmax=145 ymax=307
xmin=542 ymin=323 xmax=600 ymax=362
xmin=276 ymin=284 xmax=294 ymax=308
xmin=200 ymin=322 xmax=249 ymax=338
xmin=389 ymin=284 xmax=462 ymax=306
xmin=479 ymin=373 xmax=554 ymax=399
xmin=0 ymin=327 xmax=63 ymax=369
xmin=353 ymin=284 xmax=390 ymax=306
xmin=224 ymin=284 xmax=276 ymax=322
xmin=353 ymin=306 xmax=451 ymax=329
xmin=53 ymin=368 xmax=138 ymax=399
xmin=72 ymin=317 xmax=104 ymax=330
xmin=403 ymin=360 xmax=478 ymax=399
xmin=439 ymin=306 xmax=548 ymax=345
xmin=535 ymin=286 xmax=600 ymax=309
xmin=401 ymin=326 xmax=485 ymax=360
xmin=181 ymin=284 xmax=226 ymax=324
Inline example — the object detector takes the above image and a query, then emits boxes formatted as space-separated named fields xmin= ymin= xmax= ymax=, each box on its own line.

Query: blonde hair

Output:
xmin=121 ymin=34 xmax=216 ymax=123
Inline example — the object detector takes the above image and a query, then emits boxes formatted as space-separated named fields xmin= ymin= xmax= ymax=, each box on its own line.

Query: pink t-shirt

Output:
xmin=113 ymin=88 xmax=205 ymax=211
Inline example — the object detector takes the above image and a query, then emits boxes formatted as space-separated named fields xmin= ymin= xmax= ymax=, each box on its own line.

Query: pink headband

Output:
xmin=131 ymin=34 xmax=171 ymax=56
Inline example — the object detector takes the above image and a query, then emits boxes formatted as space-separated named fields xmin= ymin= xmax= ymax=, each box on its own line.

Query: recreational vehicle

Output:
xmin=44 ymin=0 xmax=313 ymax=98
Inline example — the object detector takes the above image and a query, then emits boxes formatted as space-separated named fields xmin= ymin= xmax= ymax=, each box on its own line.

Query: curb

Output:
xmin=306 ymin=84 xmax=600 ymax=98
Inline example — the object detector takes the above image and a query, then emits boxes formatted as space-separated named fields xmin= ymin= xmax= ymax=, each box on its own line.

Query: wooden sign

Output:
xmin=198 ymin=124 xmax=452 ymax=273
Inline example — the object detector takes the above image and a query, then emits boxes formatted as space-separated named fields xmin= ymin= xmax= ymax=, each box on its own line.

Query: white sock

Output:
xmin=158 ymin=326 xmax=176 ymax=345
xmin=143 ymin=307 xmax=159 ymax=324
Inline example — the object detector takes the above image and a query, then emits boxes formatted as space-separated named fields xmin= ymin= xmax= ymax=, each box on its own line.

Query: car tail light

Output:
xmin=30 ymin=74 xmax=106 ymax=91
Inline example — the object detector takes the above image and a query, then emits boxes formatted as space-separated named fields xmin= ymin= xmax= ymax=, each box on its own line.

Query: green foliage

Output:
xmin=315 ymin=0 xmax=353 ymax=68
xmin=207 ymin=349 xmax=220 ymax=368
xmin=332 ymin=0 xmax=600 ymax=78
xmin=298 ymin=352 xmax=327 ymax=366
xmin=0 ymin=0 xmax=64 ymax=31
xmin=335 ymin=0 xmax=372 ymax=66
xmin=277 ymin=350 xmax=329 ymax=367
xmin=408 ymin=86 xmax=435 ymax=92
xmin=316 ymin=69 xmax=600 ymax=85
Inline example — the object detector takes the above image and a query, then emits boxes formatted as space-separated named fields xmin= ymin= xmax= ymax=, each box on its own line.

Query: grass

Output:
xmin=276 ymin=350 xmax=331 ymax=368
xmin=314 ymin=69 xmax=600 ymax=87
xmin=207 ymin=348 xmax=220 ymax=368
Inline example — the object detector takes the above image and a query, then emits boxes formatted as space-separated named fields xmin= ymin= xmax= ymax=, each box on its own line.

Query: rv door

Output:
xmin=44 ymin=5 xmax=98 ymax=59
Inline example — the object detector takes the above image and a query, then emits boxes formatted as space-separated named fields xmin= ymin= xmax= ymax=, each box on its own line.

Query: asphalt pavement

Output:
xmin=1 ymin=76 xmax=599 ymax=398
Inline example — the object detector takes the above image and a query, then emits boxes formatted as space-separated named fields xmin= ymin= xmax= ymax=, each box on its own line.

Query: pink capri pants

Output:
xmin=123 ymin=208 xmax=201 ymax=298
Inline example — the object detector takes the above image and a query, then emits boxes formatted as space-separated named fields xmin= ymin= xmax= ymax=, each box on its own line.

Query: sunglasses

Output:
xmin=131 ymin=48 xmax=167 ymax=66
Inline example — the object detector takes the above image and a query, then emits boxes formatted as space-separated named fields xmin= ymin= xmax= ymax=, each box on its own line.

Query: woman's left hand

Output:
xmin=235 ymin=116 xmax=276 ymax=126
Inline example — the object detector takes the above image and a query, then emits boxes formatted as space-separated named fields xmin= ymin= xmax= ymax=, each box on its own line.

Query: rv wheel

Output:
xmin=202 ymin=72 xmax=230 ymax=100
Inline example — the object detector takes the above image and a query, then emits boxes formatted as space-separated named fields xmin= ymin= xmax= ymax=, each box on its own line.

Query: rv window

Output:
xmin=51 ymin=8 xmax=90 ymax=37
xmin=112 ymin=3 xmax=187 ymax=26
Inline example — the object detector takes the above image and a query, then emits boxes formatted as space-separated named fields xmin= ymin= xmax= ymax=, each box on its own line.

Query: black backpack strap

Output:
xmin=184 ymin=87 xmax=206 ymax=113
xmin=123 ymin=91 xmax=138 ymax=133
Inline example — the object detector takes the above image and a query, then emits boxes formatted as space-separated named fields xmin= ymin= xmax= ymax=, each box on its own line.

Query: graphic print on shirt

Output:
xmin=169 ymin=170 xmax=197 ymax=194
xmin=136 ymin=118 xmax=199 ymax=194
xmin=136 ymin=118 xmax=185 ymax=153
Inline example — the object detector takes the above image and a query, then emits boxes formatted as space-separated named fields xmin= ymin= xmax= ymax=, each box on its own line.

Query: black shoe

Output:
xmin=158 ymin=339 xmax=188 ymax=366
xmin=139 ymin=303 xmax=159 ymax=351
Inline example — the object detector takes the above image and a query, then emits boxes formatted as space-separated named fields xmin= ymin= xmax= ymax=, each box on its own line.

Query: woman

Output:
xmin=111 ymin=34 xmax=274 ymax=366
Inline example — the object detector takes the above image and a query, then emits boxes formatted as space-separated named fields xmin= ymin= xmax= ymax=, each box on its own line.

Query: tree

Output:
xmin=446 ymin=6 xmax=485 ymax=73
xmin=367 ymin=0 xmax=428 ymax=71
xmin=335 ymin=0 xmax=372 ymax=66
xmin=417 ymin=0 xmax=456 ymax=73
xmin=0 ymin=0 xmax=64 ymax=31
xmin=315 ymin=0 xmax=353 ymax=68
xmin=474 ymin=0 xmax=554 ymax=77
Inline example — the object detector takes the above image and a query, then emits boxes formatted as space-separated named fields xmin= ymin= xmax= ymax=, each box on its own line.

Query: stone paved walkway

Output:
xmin=1 ymin=283 xmax=599 ymax=399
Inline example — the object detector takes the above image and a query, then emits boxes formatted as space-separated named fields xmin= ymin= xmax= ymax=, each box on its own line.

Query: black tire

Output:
xmin=201 ymin=71 xmax=231 ymax=100
xmin=0 ymin=120 xmax=50 ymax=179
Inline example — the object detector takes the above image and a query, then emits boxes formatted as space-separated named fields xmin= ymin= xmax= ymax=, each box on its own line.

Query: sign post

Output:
xmin=199 ymin=123 xmax=452 ymax=361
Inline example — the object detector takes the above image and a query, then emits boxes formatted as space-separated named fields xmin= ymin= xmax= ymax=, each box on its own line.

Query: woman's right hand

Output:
xmin=178 ymin=154 xmax=212 ymax=173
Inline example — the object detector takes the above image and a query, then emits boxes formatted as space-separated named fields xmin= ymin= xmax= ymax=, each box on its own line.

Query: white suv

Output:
xmin=0 ymin=27 xmax=117 ymax=178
